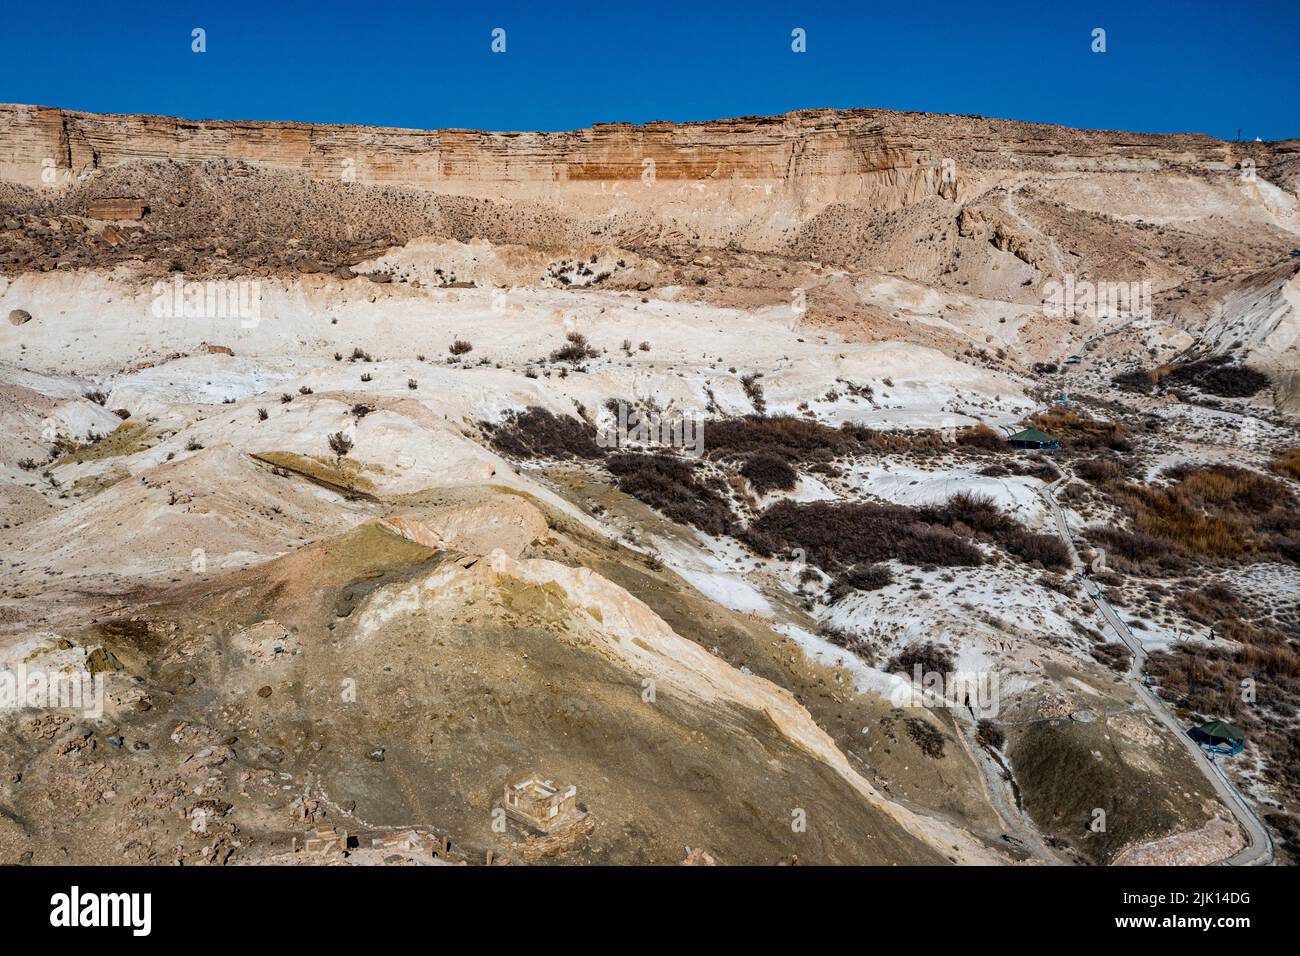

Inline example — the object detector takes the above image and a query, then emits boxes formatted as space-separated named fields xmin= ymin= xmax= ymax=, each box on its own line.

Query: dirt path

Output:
xmin=1039 ymin=476 xmax=1274 ymax=866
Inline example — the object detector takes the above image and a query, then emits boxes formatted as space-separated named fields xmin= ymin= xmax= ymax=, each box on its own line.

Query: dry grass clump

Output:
xmin=1178 ymin=583 xmax=1242 ymax=625
xmin=1104 ymin=464 xmax=1299 ymax=562
xmin=605 ymin=452 xmax=735 ymax=536
xmin=1031 ymin=408 xmax=1131 ymax=452
xmin=1271 ymin=447 xmax=1300 ymax=481
xmin=1075 ymin=455 xmax=1126 ymax=483
xmin=484 ymin=406 xmax=603 ymax=460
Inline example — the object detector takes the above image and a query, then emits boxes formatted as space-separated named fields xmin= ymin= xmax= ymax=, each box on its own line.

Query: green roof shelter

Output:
xmin=1007 ymin=427 xmax=1060 ymax=450
xmin=1191 ymin=719 xmax=1245 ymax=754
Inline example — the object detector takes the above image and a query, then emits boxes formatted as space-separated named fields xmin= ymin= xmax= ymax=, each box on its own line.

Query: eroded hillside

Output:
xmin=1 ymin=105 xmax=1297 ymax=866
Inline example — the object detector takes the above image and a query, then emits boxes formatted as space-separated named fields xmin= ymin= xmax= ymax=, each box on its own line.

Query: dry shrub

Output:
xmin=1032 ymin=408 xmax=1131 ymax=452
xmin=485 ymin=406 xmax=603 ymax=460
xmin=976 ymin=719 xmax=1005 ymax=750
xmin=1112 ymin=357 xmax=1268 ymax=398
xmin=956 ymin=424 xmax=1006 ymax=450
xmin=739 ymin=452 xmax=797 ymax=494
xmin=704 ymin=415 xmax=865 ymax=463
xmin=1001 ymin=528 xmax=1072 ymax=569
xmin=744 ymin=499 xmax=984 ymax=570
xmin=605 ymin=452 xmax=735 ymax=536
xmin=1164 ymin=356 xmax=1269 ymax=398
xmin=1105 ymin=464 xmax=1298 ymax=562
xmin=1089 ymin=641 xmax=1132 ymax=673
xmin=550 ymin=331 xmax=598 ymax=363
xmin=1075 ymin=456 xmax=1126 ymax=483
xmin=905 ymin=718 xmax=948 ymax=758
xmin=886 ymin=642 xmax=956 ymax=676
xmin=829 ymin=563 xmax=894 ymax=602
xmin=1271 ymin=447 xmax=1300 ymax=482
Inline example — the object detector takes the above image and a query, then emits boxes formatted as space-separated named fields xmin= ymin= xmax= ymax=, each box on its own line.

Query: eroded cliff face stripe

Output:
xmin=353 ymin=546 xmax=1003 ymax=863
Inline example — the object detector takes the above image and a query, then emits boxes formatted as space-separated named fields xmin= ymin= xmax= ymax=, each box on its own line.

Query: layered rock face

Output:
xmin=3 ymin=103 xmax=1293 ymax=252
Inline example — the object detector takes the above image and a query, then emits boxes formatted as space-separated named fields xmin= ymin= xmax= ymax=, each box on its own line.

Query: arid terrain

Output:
xmin=1 ymin=103 xmax=1298 ymax=866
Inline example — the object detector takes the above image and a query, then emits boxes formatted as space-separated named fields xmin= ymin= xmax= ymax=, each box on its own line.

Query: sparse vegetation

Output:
xmin=976 ymin=719 xmax=1005 ymax=750
xmin=1031 ymin=408 xmax=1130 ymax=452
xmin=485 ymin=406 xmax=602 ymax=460
xmin=904 ymin=718 xmax=948 ymax=758
xmin=328 ymin=430 xmax=354 ymax=461
xmin=829 ymin=563 xmax=894 ymax=602
xmin=740 ymin=373 xmax=766 ymax=414
xmin=605 ymin=452 xmax=735 ymax=536
xmin=449 ymin=339 xmax=473 ymax=356
xmin=550 ymin=331 xmax=599 ymax=363
xmin=739 ymin=452 xmax=797 ymax=494
xmin=1112 ymin=356 xmax=1270 ymax=398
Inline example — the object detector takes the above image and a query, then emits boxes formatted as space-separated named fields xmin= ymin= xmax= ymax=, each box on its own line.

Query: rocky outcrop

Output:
xmin=3 ymin=103 xmax=1295 ymax=255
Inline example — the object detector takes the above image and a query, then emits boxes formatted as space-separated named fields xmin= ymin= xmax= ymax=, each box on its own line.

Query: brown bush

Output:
xmin=887 ymin=642 xmax=956 ymax=677
xmin=705 ymin=415 xmax=861 ymax=462
xmin=606 ymin=452 xmax=735 ymax=536
xmin=744 ymin=499 xmax=984 ymax=570
xmin=485 ymin=406 xmax=603 ymax=460
xmin=1000 ymin=528 xmax=1072 ymax=570
xmin=739 ymin=452 xmax=797 ymax=494
xmin=976 ymin=718 xmax=1005 ymax=749
xmin=1271 ymin=447 xmax=1300 ymax=481
xmin=1089 ymin=641 xmax=1132 ymax=673
xmin=829 ymin=563 xmax=894 ymax=602
xmin=1075 ymin=456 xmax=1126 ymax=483
xmin=1164 ymin=356 xmax=1269 ymax=398
xmin=549 ymin=331 xmax=598 ymax=363
xmin=904 ymin=718 xmax=948 ymax=758
xmin=1105 ymin=464 xmax=1298 ymax=562
xmin=956 ymin=424 xmax=1006 ymax=450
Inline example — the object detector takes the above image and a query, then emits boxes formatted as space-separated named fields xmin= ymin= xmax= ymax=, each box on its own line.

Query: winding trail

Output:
xmin=1039 ymin=476 xmax=1274 ymax=866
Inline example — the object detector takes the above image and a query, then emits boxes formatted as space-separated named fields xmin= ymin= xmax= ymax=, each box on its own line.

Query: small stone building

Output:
xmin=304 ymin=824 xmax=348 ymax=853
xmin=88 ymin=198 xmax=149 ymax=221
xmin=503 ymin=776 xmax=585 ymax=832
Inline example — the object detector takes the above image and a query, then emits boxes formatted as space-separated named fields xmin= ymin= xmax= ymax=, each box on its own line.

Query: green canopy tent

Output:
xmin=1191 ymin=719 xmax=1245 ymax=754
xmin=1007 ymin=427 xmax=1061 ymax=450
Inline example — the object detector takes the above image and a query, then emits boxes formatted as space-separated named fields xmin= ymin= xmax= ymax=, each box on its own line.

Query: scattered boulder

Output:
xmin=8 ymin=309 xmax=32 ymax=326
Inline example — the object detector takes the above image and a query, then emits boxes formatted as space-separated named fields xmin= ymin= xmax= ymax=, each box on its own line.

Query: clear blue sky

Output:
xmin=1 ymin=0 xmax=1296 ymax=140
